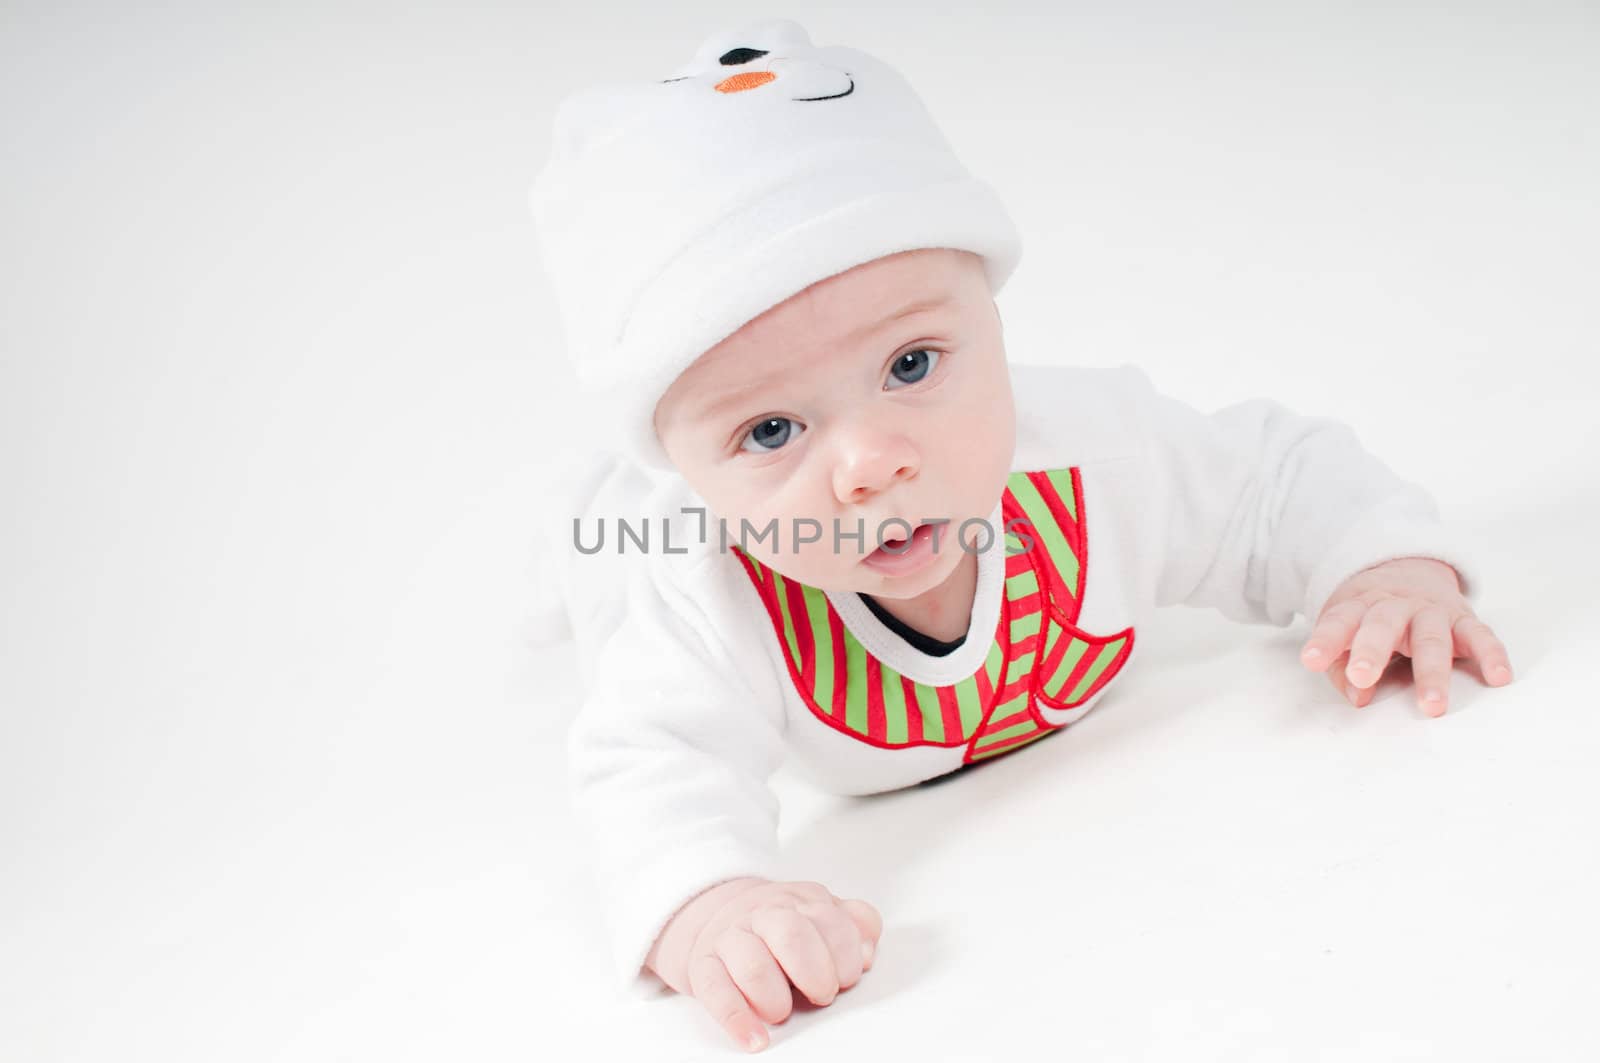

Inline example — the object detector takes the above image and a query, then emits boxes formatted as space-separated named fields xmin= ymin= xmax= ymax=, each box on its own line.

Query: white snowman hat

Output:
xmin=528 ymin=18 xmax=1024 ymax=471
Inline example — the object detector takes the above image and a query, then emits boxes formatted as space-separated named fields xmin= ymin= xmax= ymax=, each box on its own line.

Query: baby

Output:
xmin=528 ymin=18 xmax=1515 ymax=1054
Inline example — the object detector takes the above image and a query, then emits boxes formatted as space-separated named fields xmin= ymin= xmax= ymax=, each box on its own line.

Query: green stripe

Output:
xmin=844 ymin=636 xmax=868 ymax=734
xmin=803 ymin=584 xmax=834 ymax=711
xmin=986 ymin=692 xmax=1031 ymax=728
xmin=882 ymin=664 xmax=908 ymax=744
xmin=1009 ymin=474 xmax=1079 ymax=600
xmin=1040 ymin=617 xmax=1064 ymax=667
xmin=1069 ymin=637 xmax=1125 ymax=702
xmin=1004 ymin=568 xmax=1038 ymax=599
xmin=975 ymin=718 xmax=1038 ymax=748
xmin=983 ymin=639 xmax=1005 ymax=694
xmin=1009 ymin=609 xmax=1041 ymax=643
xmin=971 ymin=731 xmax=1048 ymax=760
xmin=954 ymin=677 xmax=982 ymax=738
xmin=773 ymin=573 xmax=800 ymax=667
xmin=1045 ymin=468 xmax=1078 ymax=521
xmin=912 ymin=681 xmax=944 ymax=743
xmin=1005 ymin=650 xmax=1036 ymax=685
xmin=1044 ymin=638 xmax=1090 ymax=700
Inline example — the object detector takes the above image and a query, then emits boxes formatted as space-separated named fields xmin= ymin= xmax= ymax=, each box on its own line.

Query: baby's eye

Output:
xmin=885 ymin=348 xmax=940 ymax=389
xmin=739 ymin=416 xmax=803 ymax=454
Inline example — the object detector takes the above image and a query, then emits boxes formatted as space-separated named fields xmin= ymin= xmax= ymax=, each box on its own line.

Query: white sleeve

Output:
xmin=565 ymin=547 xmax=789 ymax=1000
xmin=1127 ymin=364 xmax=1487 ymax=627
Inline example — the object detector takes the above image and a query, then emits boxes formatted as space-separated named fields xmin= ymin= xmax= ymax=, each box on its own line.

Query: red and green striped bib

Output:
xmin=731 ymin=467 xmax=1136 ymax=765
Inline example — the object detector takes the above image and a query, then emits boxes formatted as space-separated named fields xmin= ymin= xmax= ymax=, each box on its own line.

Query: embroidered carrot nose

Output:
xmin=714 ymin=71 xmax=776 ymax=93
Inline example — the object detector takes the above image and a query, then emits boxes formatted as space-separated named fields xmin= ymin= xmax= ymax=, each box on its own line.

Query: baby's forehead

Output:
xmin=661 ymin=249 xmax=984 ymax=416
xmin=667 ymin=341 xmax=781 ymax=422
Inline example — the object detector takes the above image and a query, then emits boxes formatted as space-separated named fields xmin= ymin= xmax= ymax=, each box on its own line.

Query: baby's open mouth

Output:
xmin=861 ymin=522 xmax=940 ymax=576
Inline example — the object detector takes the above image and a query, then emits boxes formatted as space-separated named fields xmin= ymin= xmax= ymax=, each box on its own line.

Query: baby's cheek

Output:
xmin=935 ymin=417 xmax=1010 ymax=492
xmin=791 ymin=540 xmax=861 ymax=585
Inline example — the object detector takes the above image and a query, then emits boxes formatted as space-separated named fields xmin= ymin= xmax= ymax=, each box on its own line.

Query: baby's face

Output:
xmin=652 ymin=247 xmax=1016 ymax=598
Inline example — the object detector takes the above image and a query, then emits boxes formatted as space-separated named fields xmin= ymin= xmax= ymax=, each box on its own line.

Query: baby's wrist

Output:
xmin=645 ymin=875 xmax=768 ymax=993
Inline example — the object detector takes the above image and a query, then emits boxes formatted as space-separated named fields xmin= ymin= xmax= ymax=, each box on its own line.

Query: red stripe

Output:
xmin=866 ymin=655 xmax=886 ymax=742
xmin=1080 ymin=636 xmax=1132 ymax=702
xmin=975 ymin=655 xmax=993 ymax=705
xmin=995 ymin=604 xmax=1041 ymax=701
xmin=827 ymin=605 xmax=847 ymax=719
xmin=784 ymin=576 xmax=814 ymax=692
xmin=973 ymin=727 xmax=1047 ymax=757
xmin=1027 ymin=470 xmax=1084 ymax=616
xmin=984 ymin=705 xmax=1033 ymax=735
xmin=1056 ymin=640 xmax=1104 ymax=705
xmin=1029 ymin=470 xmax=1082 ymax=566
xmin=1039 ymin=624 xmax=1075 ymax=686
xmin=1009 ymin=591 xmax=1041 ymax=618
xmin=902 ymin=675 xmax=924 ymax=743
xmin=936 ymin=683 xmax=963 ymax=741
xmin=995 ymin=573 xmax=1014 ymax=645
xmin=1003 ymin=496 xmax=1052 ymax=624
xmin=1003 ymin=494 xmax=1037 ymax=560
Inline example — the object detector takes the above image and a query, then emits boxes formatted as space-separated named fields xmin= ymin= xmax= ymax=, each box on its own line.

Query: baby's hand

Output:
xmin=645 ymin=876 xmax=882 ymax=1053
xmin=1299 ymin=556 xmax=1514 ymax=716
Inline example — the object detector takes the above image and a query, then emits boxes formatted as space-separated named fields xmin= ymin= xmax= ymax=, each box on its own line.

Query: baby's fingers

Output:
xmin=1407 ymin=605 xmax=1456 ymax=717
xmin=839 ymin=898 xmax=883 ymax=967
xmin=1455 ymin=614 xmax=1514 ymax=685
xmin=717 ymin=927 xmax=794 ymax=1025
xmin=751 ymin=906 xmax=839 ymax=1007
xmin=1301 ymin=600 xmax=1366 ymax=673
xmin=795 ymin=901 xmax=866 ymax=988
xmin=687 ymin=952 xmax=773 ymax=1054
xmin=1325 ymin=650 xmax=1375 ymax=708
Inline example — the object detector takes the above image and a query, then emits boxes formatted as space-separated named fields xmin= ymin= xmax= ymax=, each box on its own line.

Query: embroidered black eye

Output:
xmin=719 ymin=47 xmax=769 ymax=65
xmin=887 ymin=349 xmax=940 ymax=388
xmin=740 ymin=416 xmax=801 ymax=454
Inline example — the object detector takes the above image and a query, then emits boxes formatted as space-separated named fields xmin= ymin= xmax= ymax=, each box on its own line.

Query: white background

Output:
xmin=3 ymin=3 xmax=1598 ymax=1060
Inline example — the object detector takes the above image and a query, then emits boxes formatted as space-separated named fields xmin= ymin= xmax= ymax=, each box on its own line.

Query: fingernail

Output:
xmin=1303 ymin=646 xmax=1323 ymax=662
xmin=747 ymin=1031 xmax=767 ymax=1052
xmin=862 ymin=940 xmax=874 ymax=965
xmin=1492 ymin=665 xmax=1512 ymax=682
xmin=1422 ymin=689 xmax=1442 ymax=705
xmin=1351 ymin=658 xmax=1372 ymax=677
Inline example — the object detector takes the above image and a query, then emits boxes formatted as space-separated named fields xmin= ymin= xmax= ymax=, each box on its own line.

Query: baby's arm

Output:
xmin=565 ymin=551 xmax=879 ymax=1050
xmin=1125 ymin=363 xmax=1511 ymax=712
xmin=1126 ymin=363 xmax=1485 ymax=628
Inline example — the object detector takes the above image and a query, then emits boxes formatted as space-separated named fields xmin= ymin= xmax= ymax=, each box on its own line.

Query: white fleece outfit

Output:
xmin=539 ymin=361 xmax=1484 ymax=998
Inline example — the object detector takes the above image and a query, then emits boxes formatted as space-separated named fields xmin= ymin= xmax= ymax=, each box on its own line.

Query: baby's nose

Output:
xmin=834 ymin=449 xmax=919 ymax=504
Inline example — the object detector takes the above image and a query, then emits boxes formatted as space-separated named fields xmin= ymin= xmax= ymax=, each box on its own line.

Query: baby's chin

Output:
xmin=857 ymin=546 xmax=967 ymax=598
